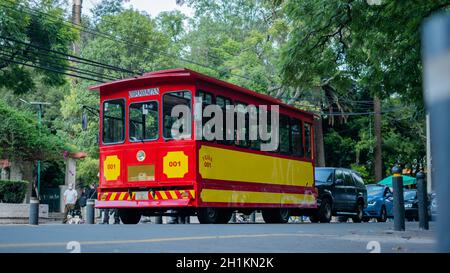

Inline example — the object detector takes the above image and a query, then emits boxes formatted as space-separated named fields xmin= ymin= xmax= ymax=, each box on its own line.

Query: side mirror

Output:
xmin=82 ymin=112 xmax=88 ymax=131
xmin=335 ymin=179 xmax=344 ymax=185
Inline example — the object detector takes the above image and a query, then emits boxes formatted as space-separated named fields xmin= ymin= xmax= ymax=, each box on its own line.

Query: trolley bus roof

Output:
xmin=89 ymin=68 xmax=315 ymax=117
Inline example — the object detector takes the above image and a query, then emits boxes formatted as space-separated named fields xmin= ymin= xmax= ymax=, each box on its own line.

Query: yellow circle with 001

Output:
xmin=103 ymin=155 xmax=121 ymax=181
xmin=163 ymin=151 xmax=188 ymax=178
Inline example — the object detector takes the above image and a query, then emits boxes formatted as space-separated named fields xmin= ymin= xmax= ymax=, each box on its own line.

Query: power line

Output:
xmin=0 ymin=49 xmax=115 ymax=82
xmin=1 ymin=0 xmax=258 ymax=83
xmin=0 ymin=55 xmax=104 ymax=83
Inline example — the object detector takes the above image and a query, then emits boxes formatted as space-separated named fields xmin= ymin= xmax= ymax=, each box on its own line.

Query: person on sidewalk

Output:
xmin=62 ymin=184 xmax=78 ymax=224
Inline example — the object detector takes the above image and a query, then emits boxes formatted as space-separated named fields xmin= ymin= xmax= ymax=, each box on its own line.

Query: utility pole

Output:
xmin=72 ymin=0 xmax=82 ymax=55
xmin=314 ymin=115 xmax=326 ymax=167
xmin=374 ymin=96 xmax=383 ymax=182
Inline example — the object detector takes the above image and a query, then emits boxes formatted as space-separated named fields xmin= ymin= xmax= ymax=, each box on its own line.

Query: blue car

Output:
xmin=363 ymin=184 xmax=394 ymax=222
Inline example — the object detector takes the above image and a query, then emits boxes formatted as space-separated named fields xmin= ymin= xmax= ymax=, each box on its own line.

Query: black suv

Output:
xmin=310 ymin=167 xmax=368 ymax=223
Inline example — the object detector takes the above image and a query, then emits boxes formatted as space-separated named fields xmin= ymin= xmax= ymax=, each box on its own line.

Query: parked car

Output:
xmin=403 ymin=189 xmax=432 ymax=222
xmin=363 ymin=184 xmax=394 ymax=222
xmin=310 ymin=167 xmax=368 ymax=223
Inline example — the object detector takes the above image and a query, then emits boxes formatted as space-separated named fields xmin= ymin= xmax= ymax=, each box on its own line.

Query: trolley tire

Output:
xmin=217 ymin=209 xmax=233 ymax=224
xmin=118 ymin=209 xmax=141 ymax=224
xmin=262 ymin=208 xmax=290 ymax=223
xmin=197 ymin=208 xmax=231 ymax=224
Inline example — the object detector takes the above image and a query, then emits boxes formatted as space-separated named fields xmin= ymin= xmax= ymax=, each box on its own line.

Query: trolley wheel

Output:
xmin=262 ymin=208 xmax=290 ymax=223
xmin=197 ymin=208 xmax=232 ymax=224
xmin=118 ymin=209 xmax=141 ymax=224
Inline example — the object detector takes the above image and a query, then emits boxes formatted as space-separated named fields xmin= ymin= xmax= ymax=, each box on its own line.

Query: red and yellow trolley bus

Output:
xmin=90 ymin=68 xmax=317 ymax=224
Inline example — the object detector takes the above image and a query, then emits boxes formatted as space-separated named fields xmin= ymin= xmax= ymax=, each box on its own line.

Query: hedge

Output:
xmin=0 ymin=180 xmax=29 ymax=203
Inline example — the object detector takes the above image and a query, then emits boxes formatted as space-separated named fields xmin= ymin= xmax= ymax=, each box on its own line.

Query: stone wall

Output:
xmin=0 ymin=203 xmax=49 ymax=224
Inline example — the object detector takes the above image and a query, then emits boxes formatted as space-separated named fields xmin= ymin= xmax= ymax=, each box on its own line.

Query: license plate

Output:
xmin=135 ymin=191 xmax=149 ymax=200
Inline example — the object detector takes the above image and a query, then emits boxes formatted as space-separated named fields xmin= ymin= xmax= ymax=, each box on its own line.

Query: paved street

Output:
xmin=0 ymin=221 xmax=436 ymax=253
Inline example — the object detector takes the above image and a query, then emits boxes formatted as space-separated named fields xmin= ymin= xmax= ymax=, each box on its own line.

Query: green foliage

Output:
xmin=81 ymin=9 xmax=175 ymax=76
xmin=40 ymin=160 xmax=65 ymax=187
xmin=0 ymin=179 xmax=28 ymax=203
xmin=350 ymin=164 xmax=371 ymax=184
xmin=0 ymin=0 xmax=78 ymax=94
xmin=91 ymin=0 xmax=124 ymax=22
xmin=0 ymin=100 xmax=71 ymax=161
xmin=76 ymin=157 xmax=99 ymax=187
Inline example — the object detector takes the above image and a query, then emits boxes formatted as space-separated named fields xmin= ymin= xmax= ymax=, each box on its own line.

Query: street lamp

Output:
xmin=19 ymin=99 xmax=51 ymax=199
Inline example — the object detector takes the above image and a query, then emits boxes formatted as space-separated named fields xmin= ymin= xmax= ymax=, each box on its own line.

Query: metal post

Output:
xmin=86 ymin=199 xmax=95 ymax=224
xmin=154 ymin=216 xmax=162 ymax=224
xmin=185 ymin=216 xmax=190 ymax=224
xmin=250 ymin=211 xmax=256 ymax=223
xmin=29 ymin=197 xmax=39 ymax=225
xmin=422 ymin=13 xmax=450 ymax=252
xmin=416 ymin=172 xmax=429 ymax=230
xmin=392 ymin=166 xmax=405 ymax=231
xmin=178 ymin=215 xmax=185 ymax=224
xmin=37 ymin=105 xmax=42 ymax=198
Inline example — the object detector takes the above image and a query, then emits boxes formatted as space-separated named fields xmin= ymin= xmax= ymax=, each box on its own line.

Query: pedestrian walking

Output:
xmin=62 ymin=184 xmax=78 ymax=224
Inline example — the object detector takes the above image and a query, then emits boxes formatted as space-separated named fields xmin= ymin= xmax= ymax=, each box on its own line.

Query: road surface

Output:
xmin=0 ymin=221 xmax=436 ymax=253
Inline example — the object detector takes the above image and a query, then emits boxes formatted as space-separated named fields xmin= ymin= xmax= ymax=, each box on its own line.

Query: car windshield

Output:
xmin=315 ymin=169 xmax=333 ymax=185
xmin=404 ymin=190 xmax=417 ymax=200
xmin=367 ymin=185 xmax=384 ymax=197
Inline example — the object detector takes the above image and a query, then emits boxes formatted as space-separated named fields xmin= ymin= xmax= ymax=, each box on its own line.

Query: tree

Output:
xmin=0 ymin=0 xmax=78 ymax=94
xmin=0 ymin=100 xmax=72 ymax=162
xmin=279 ymin=0 xmax=449 ymax=176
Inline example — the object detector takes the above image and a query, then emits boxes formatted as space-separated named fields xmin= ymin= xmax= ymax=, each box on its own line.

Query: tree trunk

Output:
xmin=72 ymin=0 xmax=82 ymax=55
xmin=314 ymin=116 xmax=326 ymax=167
xmin=374 ymin=96 xmax=383 ymax=182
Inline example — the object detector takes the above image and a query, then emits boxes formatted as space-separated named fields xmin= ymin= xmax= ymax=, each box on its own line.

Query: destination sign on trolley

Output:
xmin=129 ymin=87 xmax=159 ymax=98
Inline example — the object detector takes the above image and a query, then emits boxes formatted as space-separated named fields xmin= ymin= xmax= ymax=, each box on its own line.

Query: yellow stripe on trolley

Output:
xmin=119 ymin=192 xmax=126 ymax=200
xmin=199 ymin=145 xmax=314 ymax=187
xmin=169 ymin=191 xmax=178 ymax=199
xmin=200 ymin=189 xmax=316 ymax=205
xmin=110 ymin=192 xmax=117 ymax=200
xmin=160 ymin=191 xmax=168 ymax=200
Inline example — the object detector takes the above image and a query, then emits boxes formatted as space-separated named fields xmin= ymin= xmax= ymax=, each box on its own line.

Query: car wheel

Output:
xmin=377 ymin=206 xmax=387 ymax=222
xmin=262 ymin=208 xmax=290 ymax=223
xmin=362 ymin=217 xmax=370 ymax=222
xmin=337 ymin=216 xmax=348 ymax=223
xmin=319 ymin=199 xmax=332 ymax=223
xmin=351 ymin=202 xmax=364 ymax=223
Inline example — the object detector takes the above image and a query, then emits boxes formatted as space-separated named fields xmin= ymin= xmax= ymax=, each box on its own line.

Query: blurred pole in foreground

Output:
xmin=416 ymin=172 xmax=429 ymax=230
xmin=422 ymin=13 xmax=450 ymax=252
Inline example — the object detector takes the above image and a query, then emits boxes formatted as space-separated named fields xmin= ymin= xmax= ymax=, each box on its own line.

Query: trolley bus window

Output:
xmin=235 ymin=102 xmax=249 ymax=147
xmin=197 ymin=90 xmax=214 ymax=141
xmin=279 ymin=114 xmax=291 ymax=154
xmin=216 ymin=96 xmax=232 ymax=145
xmin=304 ymin=122 xmax=312 ymax=159
xmin=102 ymin=99 xmax=125 ymax=144
xmin=129 ymin=101 xmax=158 ymax=142
xmin=163 ymin=91 xmax=192 ymax=139
xmin=291 ymin=118 xmax=304 ymax=157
